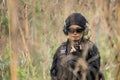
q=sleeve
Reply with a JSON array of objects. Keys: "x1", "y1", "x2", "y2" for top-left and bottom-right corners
[
  {"x1": 50, "y1": 47, "x2": 60, "y2": 80},
  {"x1": 86, "y1": 44, "x2": 100, "y2": 80}
]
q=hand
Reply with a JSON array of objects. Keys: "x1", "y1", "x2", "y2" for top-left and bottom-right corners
[
  {"x1": 70, "y1": 44, "x2": 82, "y2": 53},
  {"x1": 70, "y1": 46, "x2": 76, "y2": 53}
]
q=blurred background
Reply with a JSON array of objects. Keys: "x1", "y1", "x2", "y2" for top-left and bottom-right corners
[{"x1": 0, "y1": 0, "x2": 120, "y2": 80}]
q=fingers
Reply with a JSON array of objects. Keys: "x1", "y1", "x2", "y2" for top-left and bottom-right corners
[{"x1": 70, "y1": 46, "x2": 76, "y2": 53}]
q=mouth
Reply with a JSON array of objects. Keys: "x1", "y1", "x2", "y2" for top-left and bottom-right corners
[{"x1": 72, "y1": 36, "x2": 79, "y2": 38}]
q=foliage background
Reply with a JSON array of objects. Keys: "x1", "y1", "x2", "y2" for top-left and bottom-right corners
[{"x1": 0, "y1": 0, "x2": 120, "y2": 80}]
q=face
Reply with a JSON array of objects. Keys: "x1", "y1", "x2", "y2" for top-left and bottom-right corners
[{"x1": 67, "y1": 25, "x2": 84, "y2": 42}]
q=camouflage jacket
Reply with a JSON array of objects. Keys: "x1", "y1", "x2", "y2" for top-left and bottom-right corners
[{"x1": 50, "y1": 39, "x2": 100, "y2": 80}]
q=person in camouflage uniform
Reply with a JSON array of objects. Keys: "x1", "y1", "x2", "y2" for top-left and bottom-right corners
[{"x1": 50, "y1": 13, "x2": 104, "y2": 80}]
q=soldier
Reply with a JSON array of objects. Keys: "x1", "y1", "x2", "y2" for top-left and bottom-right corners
[{"x1": 50, "y1": 13, "x2": 104, "y2": 80}]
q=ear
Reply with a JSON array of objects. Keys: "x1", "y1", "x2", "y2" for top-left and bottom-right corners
[
  {"x1": 63, "y1": 24, "x2": 68, "y2": 35},
  {"x1": 83, "y1": 26, "x2": 91, "y2": 40}
]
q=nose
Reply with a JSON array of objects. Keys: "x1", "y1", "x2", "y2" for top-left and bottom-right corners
[{"x1": 73, "y1": 31, "x2": 77, "y2": 34}]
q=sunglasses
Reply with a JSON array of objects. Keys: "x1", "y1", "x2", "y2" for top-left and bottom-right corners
[{"x1": 67, "y1": 28, "x2": 84, "y2": 33}]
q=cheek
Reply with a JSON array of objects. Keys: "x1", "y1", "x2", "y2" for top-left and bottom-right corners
[
  {"x1": 78, "y1": 34, "x2": 83, "y2": 38},
  {"x1": 68, "y1": 34, "x2": 72, "y2": 38},
  {"x1": 68, "y1": 34, "x2": 72, "y2": 40}
]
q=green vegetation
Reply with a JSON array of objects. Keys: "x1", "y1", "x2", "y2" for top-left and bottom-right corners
[{"x1": 0, "y1": 0, "x2": 120, "y2": 80}]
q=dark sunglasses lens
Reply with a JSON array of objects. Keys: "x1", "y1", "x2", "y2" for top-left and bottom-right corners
[
  {"x1": 76, "y1": 28, "x2": 84, "y2": 33},
  {"x1": 68, "y1": 28, "x2": 84, "y2": 33},
  {"x1": 68, "y1": 28, "x2": 75, "y2": 33}
]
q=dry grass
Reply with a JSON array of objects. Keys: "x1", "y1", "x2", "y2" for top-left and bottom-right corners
[{"x1": 0, "y1": 0, "x2": 120, "y2": 80}]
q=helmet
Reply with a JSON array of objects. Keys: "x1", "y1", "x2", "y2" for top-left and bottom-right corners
[{"x1": 63, "y1": 13, "x2": 88, "y2": 35}]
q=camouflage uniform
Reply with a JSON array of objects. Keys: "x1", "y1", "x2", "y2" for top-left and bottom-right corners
[{"x1": 50, "y1": 39, "x2": 101, "y2": 80}]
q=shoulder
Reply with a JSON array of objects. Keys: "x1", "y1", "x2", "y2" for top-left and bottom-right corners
[
  {"x1": 87, "y1": 40, "x2": 98, "y2": 49},
  {"x1": 87, "y1": 40, "x2": 100, "y2": 55},
  {"x1": 58, "y1": 41, "x2": 67, "y2": 49},
  {"x1": 83, "y1": 40, "x2": 99, "y2": 53},
  {"x1": 55, "y1": 41, "x2": 68, "y2": 55},
  {"x1": 85, "y1": 40, "x2": 100, "y2": 61}
]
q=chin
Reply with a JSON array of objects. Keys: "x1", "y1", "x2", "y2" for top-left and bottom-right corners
[{"x1": 72, "y1": 38, "x2": 80, "y2": 41}]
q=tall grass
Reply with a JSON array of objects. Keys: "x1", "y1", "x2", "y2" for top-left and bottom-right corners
[{"x1": 0, "y1": 0, "x2": 120, "y2": 80}]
